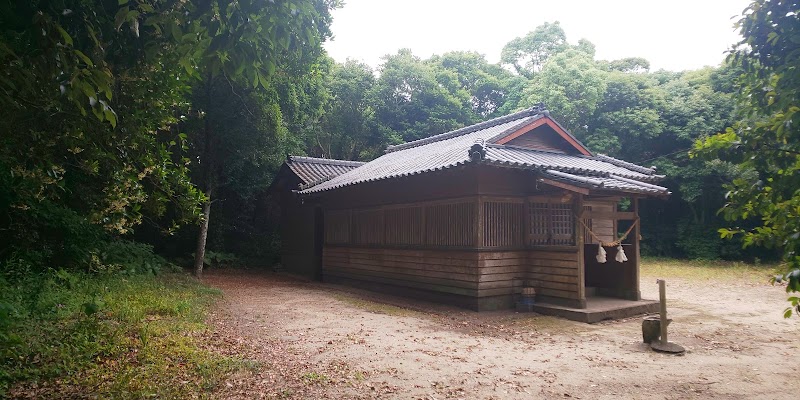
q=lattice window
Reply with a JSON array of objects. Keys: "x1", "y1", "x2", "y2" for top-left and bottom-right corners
[
  {"x1": 529, "y1": 202, "x2": 550, "y2": 245},
  {"x1": 550, "y1": 203, "x2": 574, "y2": 245},
  {"x1": 527, "y1": 200, "x2": 575, "y2": 246}
]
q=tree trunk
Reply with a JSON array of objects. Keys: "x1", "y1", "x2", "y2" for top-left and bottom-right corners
[
  {"x1": 194, "y1": 76, "x2": 216, "y2": 279},
  {"x1": 193, "y1": 196, "x2": 212, "y2": 278}
]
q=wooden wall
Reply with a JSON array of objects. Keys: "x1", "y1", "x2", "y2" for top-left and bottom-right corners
[
  {"x1": 279, "y1": 192, "x2": 320, "y2": 279},
  {"x1": 312, "y1": 165, "x2": 645, "y2": 311},
  {"x1": 320, "y1": 192, "x2": 585, "y2": 309},
  {"x1": 526, "y1": 248, "x2": 583, "y2": 308}
]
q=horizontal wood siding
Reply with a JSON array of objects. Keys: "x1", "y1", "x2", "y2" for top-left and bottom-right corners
[
  {"x1": 324, "y1": 247, "x2": 582, "y2": 307},
  {"x1": 504, "y1": 127, "x2": 570, "y2": 153},
  {"x1": 324, "y1": 247, "x2": 480, "y2": 297},
  {"x1": 476, "y1": 251, "x2": 526, "y2": 298},
  {"x1": 525, "y1": 248, "x2": 580, "y2": 300}
]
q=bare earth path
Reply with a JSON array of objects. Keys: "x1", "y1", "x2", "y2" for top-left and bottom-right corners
[{"x1": 204, "y1": 269, "x2": 798, "y2": 399}]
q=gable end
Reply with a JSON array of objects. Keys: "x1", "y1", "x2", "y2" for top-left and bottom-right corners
[{"x1": 491, "y1": 117, "x2": 592, "y2": 156}]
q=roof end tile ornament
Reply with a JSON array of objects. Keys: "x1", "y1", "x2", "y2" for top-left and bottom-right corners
[{"x1": 468, "y1": 138, "x2": 486, "y2": 162}]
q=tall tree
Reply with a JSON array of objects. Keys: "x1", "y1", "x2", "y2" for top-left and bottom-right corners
[
  {"x1": 0, "y1": 0, "x2": 206, "y2": 270},
  {"x1": 430, "y1": 51, "x2": 516, "y2": 119},
  {"x1": 500, "y1": 21, "x2": 568, "y2": 78},
  {"x1": 186, "y1": 0, "x2": 337, "y2": 277},
  {"x1": 372, "y1": 49, "x2": 476, "y2": 142},
  {"x1": 693, "y1": 0, "x2": 800, "y2": 316},
  {"x1": 311, "y1": 59, "x2": 384, "y2": 160},
  {"x1": 523, "y1": 49, "x2": 607, "y2": 138}
]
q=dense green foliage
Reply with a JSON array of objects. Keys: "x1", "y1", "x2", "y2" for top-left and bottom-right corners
[
  {"x1": 693, "y1": 0, "x2": 800, "y2": 316},
  {"x1": 0, "y1": 0, "x2": 337, "y2": 275},
  {"x1": 2, "y1": 0, "x2": 778, "y2": 278}
]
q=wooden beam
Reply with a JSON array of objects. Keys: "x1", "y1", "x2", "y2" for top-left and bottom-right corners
[
  {"x1": 580, "y1": 210, "x2": 636, "y2": 220},
  {"x1": 538, "y1": 178, "x2": 590, "y2": 195},
  {"x1": 494, "y1": 118, "x2": 548, "y2": 145}
]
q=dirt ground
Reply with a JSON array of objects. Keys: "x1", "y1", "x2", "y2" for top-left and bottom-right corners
[{"x1": 204, "y1": 268, "x2": 799, "y2": 400}]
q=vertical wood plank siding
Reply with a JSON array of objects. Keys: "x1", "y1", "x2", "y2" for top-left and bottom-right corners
[
  {"x1": 324, "y1": 210, "x2": 350, "y2": 244},
  {"x1": 352, "y1": 209, "x2": 384, "y2": 245},
  {"x1": 482, "y1": 201, "x2": 525, "y2": 247},
  {"x1": 385, "y1": 207, "x2": 425, "y2": 245},
  {"x1": 424, "y1": 202, "x2": 476, "y2": 247}
]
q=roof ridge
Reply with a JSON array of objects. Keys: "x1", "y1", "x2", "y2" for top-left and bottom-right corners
[
  {"x1": 592, "y1": 154, "x2": 655, "y2": 175},
  {"x1": 485, "y1": 142, "x2": 567, "y2": 155},
  {"x1": 384, "y1": 105, "x2": 547, "y2": 154},
  {"x1": 288, "y1": 155, "x2": 366, "y2": 167}
]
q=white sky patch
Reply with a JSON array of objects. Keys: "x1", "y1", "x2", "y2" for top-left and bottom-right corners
[{"x1": 324, "y1": 0, "x2": 750, "y2": 71}]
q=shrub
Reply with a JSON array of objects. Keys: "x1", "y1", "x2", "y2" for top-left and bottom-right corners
[{"x1": 98, "y1": 240, "x2": 176, "y2": 275}]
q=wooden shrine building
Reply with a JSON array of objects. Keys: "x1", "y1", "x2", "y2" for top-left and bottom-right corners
[
  {"x1": 268, "y1": 155, "x2": 364, "y2": 278},
  {"x1": 275, "y1": 106, "x2": 669, "y2": 319}
]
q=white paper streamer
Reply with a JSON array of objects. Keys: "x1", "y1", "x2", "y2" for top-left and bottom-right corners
[
  {"x1": 596, "y1": 244, "x2": 607, "y2": 263},
  {"x1": 615, "y1": 245, "x2": 628, "y2": 262}
]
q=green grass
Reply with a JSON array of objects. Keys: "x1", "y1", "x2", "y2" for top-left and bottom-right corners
[
  {"x1": 641, "y1": 257, "x2": 781, "y2": 283},
  {"x1": 0, "y1": 270, "x2": 250, "y2": 399}
]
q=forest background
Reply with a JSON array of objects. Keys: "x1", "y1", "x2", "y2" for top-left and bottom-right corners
[{"x1": 0, "y1": 0, "x2": 787, "y2": 282}]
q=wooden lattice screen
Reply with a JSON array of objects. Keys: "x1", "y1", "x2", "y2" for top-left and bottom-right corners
[
  {"x1": 550, "y1": 203, "x2": 574, "y2": 245},
  {"x1": 483, "y1": 201, "x2": 525, "y2": 247},
  {"x1": 425, "y1": 202, "x2": 476, "y2": 246},
  {"x1": 385, "y1": 207, "x2": 425, "y2": 245},
  {"x1": 529, "y1": 201, "x2": 550, "y2": 245},
  {"x1": 324, "y1": 210, "x2": 350, "y2": 244},
  {"x1": 527, "y1": 200, "x2": 575, "y2": 246}
]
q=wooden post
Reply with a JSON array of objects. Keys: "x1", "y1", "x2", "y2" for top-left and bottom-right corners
[
  {"x1": 632, "y1": 197, "x2": 642, "y2": 300},
  {"x1": 476, "y1": 196, "x2": 484, "y2": 248},
  {"x1": 658, "y1": 279, "x2": 668, "y2": 343},
  {"x1": 575, "y1": 194, "x2": 586, "y2": 308}
]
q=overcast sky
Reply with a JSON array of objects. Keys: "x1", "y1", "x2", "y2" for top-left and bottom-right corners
[{"x1": 324, "y1": 0, "x2": 751, "y2": 72}]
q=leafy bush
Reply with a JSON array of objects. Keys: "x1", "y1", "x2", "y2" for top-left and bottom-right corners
[
  {"x1": 675, "y1": 220, "x2": 723, "y2": 260},
  {"x1": 98, "y1": 240, "x2": 176, "y2": 275},
  {"x1": 203, "y1": 251, "x2": 239, "y2": 269}
]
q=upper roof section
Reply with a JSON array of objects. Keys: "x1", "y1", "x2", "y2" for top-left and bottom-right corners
[
  {"x1": 300, "y1": 106, "x2": 667, "y2": 196},
  {"x1": 286, "y1": 156, "x2": 365, "y2": 187},
  {"x1": 384, "y1": 104, "x2": 592, "y2": 156}
]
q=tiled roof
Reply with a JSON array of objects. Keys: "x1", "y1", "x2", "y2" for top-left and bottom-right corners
[
  {"x1": 483, "y1": 145, "x2": 661, "y2": 181},
  {"x1": 542, "y1": 170, "x2": 669, "y2": 195},
  {"x1": 286, "y1": 156, "x2": 364, "y2": 186},
  {"x1": 300, "y1": 107, "x2": 668, "y2": 196}
]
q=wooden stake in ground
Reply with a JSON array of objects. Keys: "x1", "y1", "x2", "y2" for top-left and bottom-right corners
[{"x1": 651, "y1": 279, "x2": 685, "y2": 354}]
